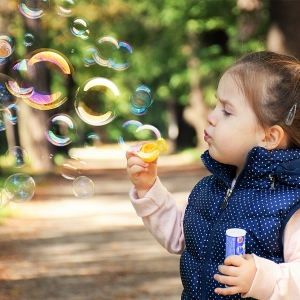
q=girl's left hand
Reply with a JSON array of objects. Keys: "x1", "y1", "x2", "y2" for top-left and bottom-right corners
[{"x1": 214, "y1": 254, "x2": 256, "y2": 295}]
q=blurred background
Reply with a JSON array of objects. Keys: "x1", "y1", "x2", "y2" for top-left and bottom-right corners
[{"x1": 0, "y1": 0, "x2": 299, "y2": 299}]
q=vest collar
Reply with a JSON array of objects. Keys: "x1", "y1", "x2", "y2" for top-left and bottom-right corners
[{"x1": 201, "y1": 146, "x2": 300, "y2": 189}]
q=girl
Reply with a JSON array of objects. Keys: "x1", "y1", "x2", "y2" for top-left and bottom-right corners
[{"x1": 126, "y1": 51, "x2": 300, "y2": 299}]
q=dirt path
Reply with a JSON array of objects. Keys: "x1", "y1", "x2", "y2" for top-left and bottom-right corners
[{"x1": 0, "y1": 159, "x2": 209, "y2": 300}]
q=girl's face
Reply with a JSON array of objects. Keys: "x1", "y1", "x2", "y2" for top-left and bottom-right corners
[{"x1": 204, "y1": 73, "x2": 266, "y2": 175}]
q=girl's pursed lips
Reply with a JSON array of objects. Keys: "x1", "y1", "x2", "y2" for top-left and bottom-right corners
[{"x1": 204, "y1": 130, "x2": 211, "y2": 142}]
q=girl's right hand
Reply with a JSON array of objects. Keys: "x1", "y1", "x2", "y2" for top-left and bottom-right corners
[{"x1": 126, "y1": 146, "x2": 158, "y2": 198}]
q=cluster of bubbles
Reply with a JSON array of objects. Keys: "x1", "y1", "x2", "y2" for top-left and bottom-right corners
[{"x1": 0, "y1": 0, "x2": 161, "y2": 206}]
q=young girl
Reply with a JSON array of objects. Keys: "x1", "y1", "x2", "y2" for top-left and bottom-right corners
[{"x1": 126, "y1": 51, "x2": 300, "y2": 299}]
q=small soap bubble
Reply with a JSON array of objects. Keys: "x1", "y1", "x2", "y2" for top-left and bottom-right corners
[
  {"x1": 0, "y1": 74, "x2": 18, "y2": 109},
  {"x1": 0, "y1": 35, "x2": 15, "y2": 64},
  {"x1": 18, "y1": 0, "x2": 50, "y2": 19},
  {"x1": 45, "y1": 114, "x2": 77, "y2": 146},
  {"x1": 5, "y1": 104, "x2": 20, "y2": 125},
  {"x1": 130, "y1": 85, "x2": 153, "y2": 116},
  {"x1": 5, "y1": 146, "x2": 29, "y2": 168},
  {"x1": 62, "y1": 156, "x2": 87, "y2": 180},
  {"x1": 109, "y1": 41, "x2": 133, "y2": 71},
  {"x1": 118, "y1": 121, "x2": 161, "y2": 151},
  {"x1": 70, "y1": 18, "x2": 89, "y2": 40},
  {"x1": 72, "y1": 176, "x2": 95, "y2": 199},
  {"x1": 23, "y1": 33, "x2": 35, "y2": 47},
  {"x1": 83, "y1": 46, "x2": 97, "y2": 67},
  {"x1": 93, "y1": 36, "x2": 119, "y2": 67},
  {"x1": 0, "y1": 187, "x2": 10, "y2": 210},
  {"x1": 56, "y1": 0, "x2": 76, "y2": 17},
  {"x1": 84, "y1": 132, "x2": 100, "y2": 148},
  {"x1": 4, "y1": 173, "x2": 35, "y2": 203},
  {"x1": 74, "y1": 77, "x2": 119, "y2": 126}
]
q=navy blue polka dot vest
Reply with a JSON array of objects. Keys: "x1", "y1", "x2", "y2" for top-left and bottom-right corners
[{"x1": 181, "y1": 147, "x2": 300, "y2": 299}]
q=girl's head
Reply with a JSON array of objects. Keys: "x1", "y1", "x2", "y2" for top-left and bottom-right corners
[{"x1": 226, "y1": 51, "x2": 300, "y2": 149}]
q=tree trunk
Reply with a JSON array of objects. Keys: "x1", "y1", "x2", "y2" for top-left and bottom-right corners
[{"x1": 267, "y1": 0, "x2": 300, "y2": 60}]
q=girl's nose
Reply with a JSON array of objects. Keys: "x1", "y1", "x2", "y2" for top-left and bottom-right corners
[{"x1": 207, "y1": 108, "x2": 216, "y2": 126}]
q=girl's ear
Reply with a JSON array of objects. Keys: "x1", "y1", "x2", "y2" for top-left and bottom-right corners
[{"x1": 263, "y1": 125, "x2": 288, "y2": 150}]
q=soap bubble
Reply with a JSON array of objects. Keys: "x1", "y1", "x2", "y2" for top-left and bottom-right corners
[
  {"x1": 5, "y1": 146, "x2": 29, "y2": 168},
  {"x1": 5, "y1": 104, "x2": 20, "y2": 125},
  {"x1": 83, "y1": 46, "x2": 97, "y2": 67},
  {"x1": 84, "y1": 132, "x2": 100, "y2": 148},
  {"x1": 18, "y1": 0, "x2": 50, "y2": 19},
  {"x1": 45, "y1": 114, "x2": 77, "y2": 146},
  {"x1": 109, "y1": 41, "x2": 133, "y2": 71},
  {"x1": 4, "y1": 173, "x2": 35, "y2": 203},
  {"x1": 23, "y1": 33, "x2": 35, "y2": 47},
  {"x1": 129, "y1": 85, "x2": 153, "y2": 115},
  {"x1": 62, "y1": 156, "x2": 87, "y2": 180},
  {"x1": 93, "y1": 37, "x2": 119, "y2": 67},
  {"x1": 16, "y1": 49, "x2": 74, "y2": 110},
  {"x1": 0, "y1": 34, "x2": 15, "y2": 65},
  {"x1": 70, "y1": 18, "x2": 89, "y2": 40},
  {"x1": 0, "y1": 74, "x2": 18, "y2": 109},
  {"x1": 56, "y1": 0, "x2": 76, "y2": 17},
  {"x1": 72, "y1": 176, "x2": 95, "y2": 199},
  {"x1": 74, "y1": 77, "x2": 119, "y2": 126}
]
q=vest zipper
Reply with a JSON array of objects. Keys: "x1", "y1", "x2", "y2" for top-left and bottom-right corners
[{"x1": 220, "y1": 188, "x2": 232, "y2": 210}]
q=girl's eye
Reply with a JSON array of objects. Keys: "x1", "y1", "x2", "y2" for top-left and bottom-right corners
[{"x1": 222, "y1": 109, "x2": 231, "y2": 116}]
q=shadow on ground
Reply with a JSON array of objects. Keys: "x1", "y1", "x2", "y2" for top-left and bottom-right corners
[{"x1": 0, "y1": 158, "x2": 210, "y2": 300}]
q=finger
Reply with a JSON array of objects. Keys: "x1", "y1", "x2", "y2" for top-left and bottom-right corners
[
  {"x1": 218, "y1": 265, "x2": 239, "y2": 277},
  {"x1": 128, "y1": 164, "x2": 148, "y2": 174},
  {"x1": 215, "y1": 286, "x2": 241, "y2": 296},
  {"x1": 224, "y1": 255, "x2": 244, "y2": 267},
  {"x1": 127, "y1": 156, "x2": 148, "y2": 168},
  {"x1": 214, "y1": 273, "x2": 238, "y2": 287}
]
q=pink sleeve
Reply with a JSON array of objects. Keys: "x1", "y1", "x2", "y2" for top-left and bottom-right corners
[
  {"x1": 242, "y1": 209, "x2": 300, "y2": 299},
  {"x1": 129, "y1": 177, "x2": 186, "y2": 254}
]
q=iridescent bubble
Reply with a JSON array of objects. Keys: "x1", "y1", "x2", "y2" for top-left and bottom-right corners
[
  {"x1": 117, "y1": 120, "x2": 143, "y2": 151},
  {"x1": 93, "y1": 37, "x2": 119, "y2": 67},
  {"x1": 0, "y1": 187, "x2": 10, "y2": 210},
  {"x1": 23, "y1": 33, "x2": 35, "y2": 47},
  {"x1": 17, "y1": 49, "x2": 74, "y2": 110},
  {"x1": 45, "y1": 114, "x2": 77, "y2": 146},
  {"x1": 74, "y1": 77, "x2": 119, "y2": 126},
  {"x1": 72, "y1": 176, "x2": 95, "y2": 199},
  {"x1": 70, "y1": 18, "x2": 89, "y2": 40},
  {"x1": 18, "y1": 0, "x2": 50, "y2": 19},
  {"x1": 129, "y1": 85, "x2": 153, "y2": 115},
  {"x1": 62, "y1": 156, "x2": 87, "y2": 180},
  {"x1": 84, "y1": 132, "x2": 100, "y2": 148},
  {"x1": 83, "y1": 46, "x2": 97, "y2": 67},
  {"x1": 5, "y1": 146, "x2": 29, "y2": 168},
  {"x1": 4, "y1": 173, "x2": 35, "y2": 203},
  {"x1": 56, "y1": 0, "x2": 76, "y2": 17},
  {"x1": 0, "y1": 35, "x2": 15, "y2": 65},
  {"x1": 5, "y1": 104, "x2": 20, "y2": 125},
  {"x1": 0, "y1": 74, "x2": 18, "y2": 109},
  {"x1": 109, "y1": 41, "x2": 133, "y2": 71}
]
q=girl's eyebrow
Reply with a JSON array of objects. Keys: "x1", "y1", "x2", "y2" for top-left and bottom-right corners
[{"x1": 214, "y1": 94, "x2": 234, "y2": 108}]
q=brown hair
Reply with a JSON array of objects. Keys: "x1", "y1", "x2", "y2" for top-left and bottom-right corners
[{"x1": 226, "y1": 51, "x2": 300, "y2": 149}]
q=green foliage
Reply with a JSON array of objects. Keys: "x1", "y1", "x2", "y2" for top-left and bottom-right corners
[{"x1": 1, "y1": 0, "x2": 269, "y2": 145}]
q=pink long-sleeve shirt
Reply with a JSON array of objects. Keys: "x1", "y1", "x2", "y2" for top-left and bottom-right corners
[{"x1": 130, "y1": 177, "x2": 300, "y2": 299}]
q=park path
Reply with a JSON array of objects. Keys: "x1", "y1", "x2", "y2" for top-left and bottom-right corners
[{"x1": 0, "y1": 151, "x2": 209, "y2": 300}]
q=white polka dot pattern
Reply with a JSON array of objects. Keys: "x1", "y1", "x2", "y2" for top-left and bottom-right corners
[{"x1": 180, "y1": 147, "x2": 300, "y2": 299}]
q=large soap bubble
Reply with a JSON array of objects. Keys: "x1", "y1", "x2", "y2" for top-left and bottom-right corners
[
  {"x1": 4, "y1": 173, "x2": 35, "y2": 203},
  {"x1": 5, "y1": 146, "x2": 29, "y2": 168},
  {"x1": 74, "y1": 77, "x2": 119, "y2": 126},
  {"x1": 72, "y1": 176, "x2": 95, "y2": 199},
  {"x1": 12, "y1": 49, "x2": 74, "y2": 110},
  {"x1": 45, "y1": 114, "x2": 77, "y2": 146}
]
